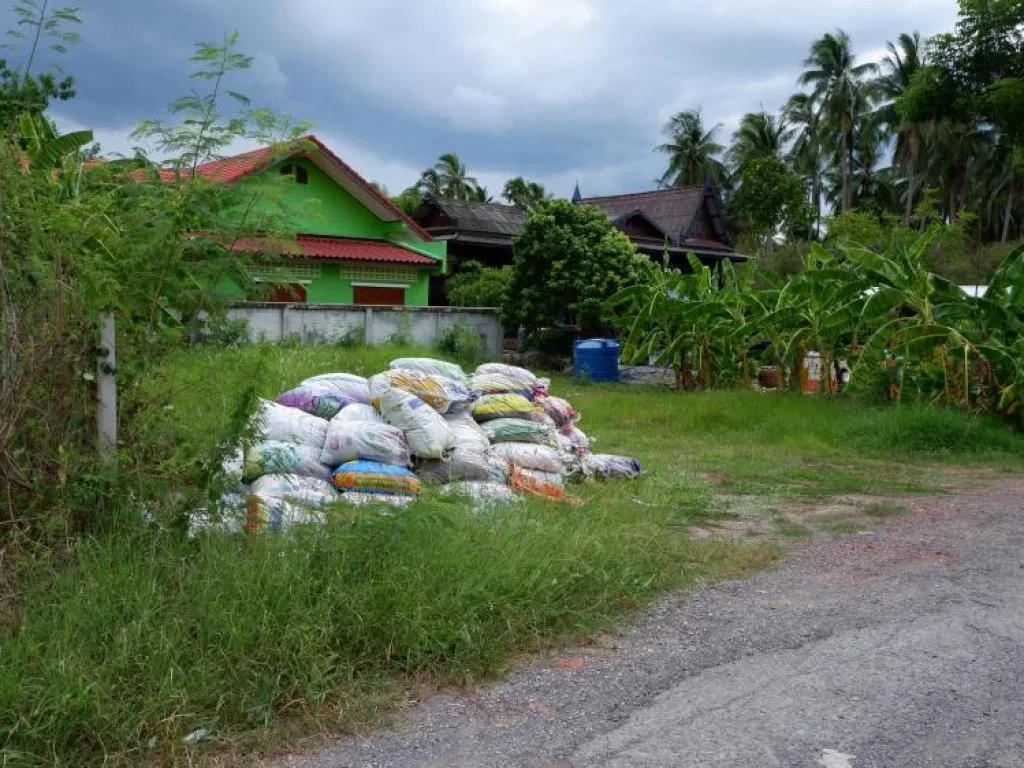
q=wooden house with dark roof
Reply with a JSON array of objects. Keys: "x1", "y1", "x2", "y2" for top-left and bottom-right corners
[
  {"x1": 580, "y1": 183, "x2": 744, "y2": 268},
  {"x1": 413, "y1": 184, "x2": 744, "y2": 304}
]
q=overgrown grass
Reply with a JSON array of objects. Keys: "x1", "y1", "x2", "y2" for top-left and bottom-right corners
[
  {"x1": 2, "y1": 344, "x2": 1023, "y2": 765},
  {"x1": 565, "y1": 384, "x2": 1024, "y2": 500},
  {"x1": 0, "y1": 496, "x2": 766, "y2": 765}
]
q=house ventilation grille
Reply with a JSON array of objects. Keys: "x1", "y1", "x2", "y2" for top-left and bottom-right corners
[
  {"x1": 248, "y1": 263, "x2": 321, "y2": 283},
  {"x1": 341, "y1": 266, "x2": 419, "y2": 283}
]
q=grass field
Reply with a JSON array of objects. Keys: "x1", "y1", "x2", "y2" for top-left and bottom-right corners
[{"x1": 2, "y1": 342, "x2": 1022, "y2": 766}]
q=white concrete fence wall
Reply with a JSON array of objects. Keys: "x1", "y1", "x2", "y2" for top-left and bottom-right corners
[{"x1": 227, "y1": 303, "x2": 504, "y2": 358}]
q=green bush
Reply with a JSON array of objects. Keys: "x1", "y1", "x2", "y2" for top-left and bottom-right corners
[{"x1": 446, "y1": 261, "x2": 511, "y2": 308}]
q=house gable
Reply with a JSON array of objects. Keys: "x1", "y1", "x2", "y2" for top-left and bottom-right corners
[
  {"x1": 613, "y1": 210, "x2": 668, "y2": 243},
  {"x1": 257, "y1": 157, "x2": 393, "y2": 240}
]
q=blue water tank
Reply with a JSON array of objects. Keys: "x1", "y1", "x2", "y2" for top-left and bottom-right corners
[{"x1": 574, "y1": 338, "x2": 621, "y2": 382}]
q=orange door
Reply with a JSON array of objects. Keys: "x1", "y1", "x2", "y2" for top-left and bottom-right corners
[{"x1": 353, "y1": 286, "x2": 405, "y2": 305}]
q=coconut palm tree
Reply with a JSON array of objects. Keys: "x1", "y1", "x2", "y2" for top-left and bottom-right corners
[
  {"x1": 727, "y1": 110, "x2": 792, "y2": 171},
  {"x1": 927, "y1": 121, "x2": 989, "y2": 224},
  {"x1": 656, "y1": 108, "x2": 727, "y2": 189},
  {"x1": 784, "y1": 92, "x2": 826, "y2": 233},
  {"x1": 876, "y1": 32, "x2": 930, "y2": 225},
  {"x1": 799, "y1": 30, "x2": 879, "y2": 213},
  {"x1": 416, "y1": 153, "x2": 479, "y2": 200},
  {"x1": 467, "y1": 183, "x2": 492, "y2": 203},
  {"x1": 502, "y1": 176, "x2": 548, "y2": 208}
]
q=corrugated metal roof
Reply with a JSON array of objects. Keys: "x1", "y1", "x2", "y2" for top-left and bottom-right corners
[{"x1": 429, "y1": 200, "x2": 528, "y2": 236}]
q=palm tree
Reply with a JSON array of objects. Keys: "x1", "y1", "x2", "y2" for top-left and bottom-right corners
[
  {"x1": 467, "y1": 184, "x2": 492, "y2": 203},
  {"x1": 784, "y1": 92, "x2": 826, "y2": 233},
  {"x1": 417, "y1": 153, "x2": 479, "y2": 200},
  {"x1": 799, "y1": 30, "x2": 878, "y2": 213},
  {"x1": 927, "y1": 121, "x2": 989, "y2": 224},
  {"x1": 415, "y1": 167, "x2": 443, "y2": 198},
  {"x1": 852, "y1": 100, "x2": 886, "y2": 208},
  {"x1": 502, "y1": 176, "x2": 547, "y2": 208},
  {"x1": 727, "y1": 111, "x2": 791, "y2": 171},
  {"x1": 656, "y1": 109, "x2": 727, "y2": 188},
  {"x1": 876, "y1": 32, "x2": 929, "y2": 225}
]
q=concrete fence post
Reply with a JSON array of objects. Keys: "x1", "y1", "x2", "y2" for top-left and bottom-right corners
[
  {"x1": 96, "y1": 313, "x2": 117, "y2": 459},
  {"x1": 364, "y1": 307, "x2": 373, "y2": 345}
]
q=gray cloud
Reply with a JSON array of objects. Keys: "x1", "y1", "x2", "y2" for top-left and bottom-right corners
[{"x1": 38, "y1": 0, "x2": 959, "y2": 197}]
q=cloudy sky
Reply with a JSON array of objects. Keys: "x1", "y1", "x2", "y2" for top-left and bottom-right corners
[{"x1": 35, "y1": 0, "x2": 959, "y2": 198}]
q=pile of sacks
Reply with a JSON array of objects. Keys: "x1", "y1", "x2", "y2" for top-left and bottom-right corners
[{"x1": 228, "y1": 357, "x2": 642, "y2": 532}]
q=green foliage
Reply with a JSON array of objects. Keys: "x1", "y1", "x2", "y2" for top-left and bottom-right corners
[
  {"x1": 611, "y1": 228, "x2": 1024, "y2": 424},
  {"x1": 501, "y1": 176, "x2": 547, "y2": 208},
  {"x1": 0, "y1": 0, "x2": 79, "y2": 129},
  {"x1": 390, "y1": 187, "x2": 422, "y2": 215},
  {"x1": 727, "y1": 111, "x2": 792, "y2": 170},
  {"x1": 0, "y1": 30, "x2": 308, "y2": 542},
  {"x1": 445, "y1": 261, "x2": 511, "y2": 308},
  {"x1": 413, "y1": 152, "x2": 487, "y2": 202},
  {"x1": 436, "y1": 319, "x2": 490, "y2": 368},
  {"x1": 16, "y1": 110, "x2": 91, "y2": 171},
  {"x1": 731, "y1": 155, "x2": 813, "y2": 243},
  {"x1": 132, "y1": 31, "x2": 255, "y2": 173},
  {"x1": 10, "y1": 336, "x2": 1024, "y2": 763},
  {"x1": 609, "y1": 255, "x2": 755, "y2": 389},
  {"x1": 505, "y1": 199, "x2": 644, "y2": 335},
  {"x1": 656, "y1": 108, "x2": 728, "y2": 189}
]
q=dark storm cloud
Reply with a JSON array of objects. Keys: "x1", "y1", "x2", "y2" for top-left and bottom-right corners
[{"x1": 35, "y1": 0, "x2": 959, "y2": 196}]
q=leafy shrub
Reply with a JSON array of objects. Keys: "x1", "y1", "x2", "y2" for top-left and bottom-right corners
[
  {"x1": 504, "y1": 199, "x2": 645, "y2": 335},
  {"x1": 446, "y1": 261, "x2": 512, "y2": 308}
]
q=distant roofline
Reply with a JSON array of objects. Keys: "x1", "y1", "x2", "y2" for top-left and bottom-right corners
[{"x1": 580, "y1": 184, "x2": 707, "y2": 202}]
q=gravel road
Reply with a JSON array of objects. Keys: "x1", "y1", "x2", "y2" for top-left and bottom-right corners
[{"x1": 275, "y1": 479, "x2": 1024, "y2": 768}]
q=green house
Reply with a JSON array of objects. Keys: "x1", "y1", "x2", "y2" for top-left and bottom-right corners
[{"x1": 182, "y1": 136, "x2": 445, "y2": 306}]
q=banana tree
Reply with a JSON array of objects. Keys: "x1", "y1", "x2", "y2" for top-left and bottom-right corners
[
  {"x1": 739, "y1": 244, "x2": 867, "y2": 394},
  {"x1": 974, "y1": 245, "x2": 1024, "y2": 420},
  {"x1": 18, "y1": 112, "x2": 94, "y2": 197},
  {"x1": 607, "y1": 256, "x2": 746, "y2": 389},
  {"x1": 842, "y1": 228, "x2": 981, "y2": 407}
]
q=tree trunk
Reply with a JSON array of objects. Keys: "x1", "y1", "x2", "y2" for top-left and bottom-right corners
[
  {"x1": 1002, "y1": 183, "x2": 1016, "y2": 243},
  {"x1": 812, "y1": 170, "x2": 822, "y2": 236},
  {"x1": 949, "y1": 187, "x2": 958, "y2": 225},
  {"x1": 903, "y1": 169, "x2": 915, "y2": 228},
  {"x1": 841, "y1": 129, "x2": 852, "y2": 213}
]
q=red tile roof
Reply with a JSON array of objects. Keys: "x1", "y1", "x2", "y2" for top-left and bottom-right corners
[
  {"x1": 142, "y1": 136, "x2": 434, "y2": 241},
  {"x1": 297, "y1": 236, "x2": 437, "y2": 265},
  {"x1": 229, "y1": 235, "x2": 438, "y2": 266},
  {"x1": 191, "y1": 145, "x2": 277, "y2": 183}
]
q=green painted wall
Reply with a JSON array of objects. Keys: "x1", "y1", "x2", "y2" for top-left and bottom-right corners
[
  {"x1": 226, "y1": 157, "x2": 444, "y2": 306},
  {"x1": 306, "y1": 267, "x2": 353, "y2": 304},
  {"x1": 406, "y1": 272, "x2": 430, "y2": 305},
  {"x1": 291, "y1": 263, "x2": 431, "y2": 306},
  {"x1": 270, "y1": 159, "x2": 390, "y2": 239}
]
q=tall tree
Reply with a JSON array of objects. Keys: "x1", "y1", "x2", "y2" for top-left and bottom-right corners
[
  {"x1": 727, "y1": 110, "x2": 791, "y2": 171},
  {"x1": 655, "y1": 108, "x2": 727, "y2": 188},
  {"x1": 799, "y1": 30, "x2": 879, "y2": 213},
  {"x1": 416, "y1": 152, "x2": 480, "y2": 201},
  {"x1": 784, "y1": 92, "x2": 826, "y2": 233},
  {"x1": 502, "y1": 176, "x2": 547, "y2": 208},
  {"x1": 876, "y1": 32, "x2": 931, "y2": 225}
]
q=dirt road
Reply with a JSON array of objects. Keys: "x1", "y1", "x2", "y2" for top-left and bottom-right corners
[{"x1": 276, "y1": 479, "x2": 1024, "y2": 767}]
